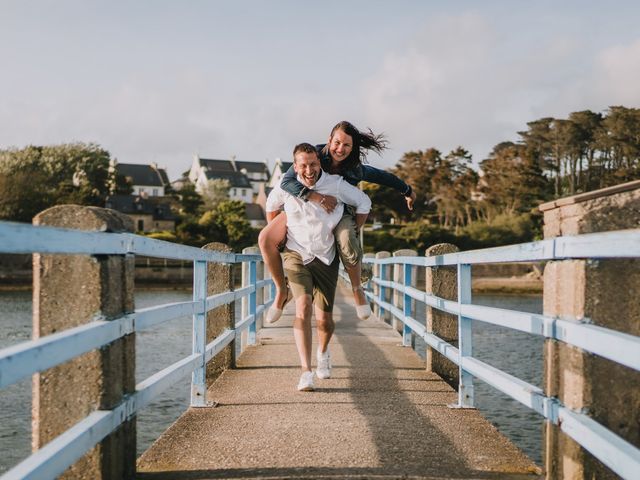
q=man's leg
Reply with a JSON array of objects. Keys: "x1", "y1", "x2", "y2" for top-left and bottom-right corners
[
  {"x1": 315, "y1": 307, "x2": 334, "y2": 355},
  {"x1": 309, "y1": 257, "x2": 339, "y2": 379},
  {"x1": 293, "y1": 294, "x2": 313, "y2": 371},
  {"x1": 283, "y1": 250, "x2": 316, "y2": 391}
]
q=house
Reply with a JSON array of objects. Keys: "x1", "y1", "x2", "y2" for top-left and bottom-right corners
[
  {"x1": 269, "y1": 158, "x2": 293, "y2": 189},
  {"x1": 105, "y1": 194, "x2": 178, "y2": 233},
  {"x1": 189, "y1": 155, "x2": 260, "y2": 203},
  {"x1": 235, "y1": 160, "x2": 271, "y2": 195},
  {"x1": 245, "y1": 203, "x2": 267, "y2": 228},
  {"x1": 111, "y1": 161, "x2": 170, "y2": 197}
]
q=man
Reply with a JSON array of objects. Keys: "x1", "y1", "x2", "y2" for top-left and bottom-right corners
[{"x1": 265, "y1": 143, "x2": 371, "y2": 391}]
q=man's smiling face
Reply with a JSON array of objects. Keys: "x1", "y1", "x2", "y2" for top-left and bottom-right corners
[{"x1": 293, "y1": 150, "x2": 322, "y2": 187}]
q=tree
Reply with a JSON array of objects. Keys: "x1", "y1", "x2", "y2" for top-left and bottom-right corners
[
  {"x1": 198, "y1": 200, "x2": 255, "y2": 251},
  {"x1": 0, "y1": 143, "x2": 117, "y2": 222},
  {"x1": 390, "y1": 148, "x2": 442, "y2": 220},
  {"x1": 176, "y1": 183, "x2": 203, "y2": 216},
  {"x1": 201, "y1": 178, "x2": 231, "y2": 211},
  {"x1": 478, "y1": 143, "x2": 551, "y2": 220}
]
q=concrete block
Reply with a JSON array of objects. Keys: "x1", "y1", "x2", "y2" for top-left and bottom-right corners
[
  {"x1": 424, "y1": 243, "x2": 459, "y2": 389},
  {"x1": 32, "y1": 204, "x2": 135, "y2": 480},
  {"x1": 202, "y1": 242, "x2": 235, "y2": 384}
]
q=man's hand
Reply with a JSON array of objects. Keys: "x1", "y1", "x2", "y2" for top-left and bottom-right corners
[
  {"x1": 405, "y1": 189, "x2": 417, "y2": 211},
  {"x1": 309, "y1": 191, "x2": 337, "y2": 213}
]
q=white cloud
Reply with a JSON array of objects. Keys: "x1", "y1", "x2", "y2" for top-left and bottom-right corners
[{"x1": 362, "y1": 12, "x2": 640, "y2": 167}]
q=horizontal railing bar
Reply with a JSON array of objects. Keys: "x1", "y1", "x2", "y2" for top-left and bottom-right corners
[
  {"x1": 135, "y1": 353, "x2": 202, "y2": 412},
  {"x1": 205, "y1": 330, "x2": 235, "y2": 363},
  {"x1": 134, "y1": 301, "x2": 200, "y2": 330},
  {"x1": 0, "y1": 317, "x2": 133, "y2": 389},
  {"x1": 235, "y1": 314, "x2": 255, "y2": 333},
  {"x1": 0, "y1": 221, "x2": 237, "y2": 262},
  {"x1": 555, "y1": 319, "x2": 640, "y2": 371},
  {"x1": 460, "y1": 304, "x2": 548, "y2": 336},
  {"x1": 255, "y1": 278, "x2": 273, "y2": 289},
  {"x1": 233, "y1": 285, "x2": 253, "y2": 299},
  {"x1": 205, "y1": 290, "x2": 238, "y2": 312},
  {"x1": 363, "y1": 229, "x2": 640, "y2": 266},
  {"x1": 461, "y1": 356, "x2": 546, "y2": 415},
  {"x1": 370, "y1": 281, "x2": 640, "y2": 371},
  {"x1": 3, "y1": 350, "x2": 207, "y2": 480},
  {"x1": 234, "y1": 254, "x2": 263, "y2": 262},
  {"x1": 558, "y1": 405, "x2": 640, "y2": 479},
  {"x1": 0, "y1": 407, "x2": 122, "y2": 480}
]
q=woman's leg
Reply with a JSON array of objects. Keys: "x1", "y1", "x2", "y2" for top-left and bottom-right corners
[
  {"x1": 334, "y1": 213, "x2": 370, "y2": 318},
  {"x1": 258, "y1": 213, "x2": 288, "y2": 308}
]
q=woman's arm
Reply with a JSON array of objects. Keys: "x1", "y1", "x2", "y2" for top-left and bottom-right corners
[
  {"x1": 361, "y1": 165, "x2": 416, "y2": 211},
  {"x1": 280, "y1": 165, "x2": 338, "y2": 212}
]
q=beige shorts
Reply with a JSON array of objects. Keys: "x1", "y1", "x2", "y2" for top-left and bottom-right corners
[{"x1": 283, "y1": 249, "x2": 339, "y2": 312}]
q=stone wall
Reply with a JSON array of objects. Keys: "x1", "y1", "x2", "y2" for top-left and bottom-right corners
[{"x1": 540, "y1": 179, "x2": 640, "y2": 480}]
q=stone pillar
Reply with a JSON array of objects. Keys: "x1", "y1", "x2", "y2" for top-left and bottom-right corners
[
  {"x1": 392, "y1": 249, "x2": 417, "y2": 334},
  {"x1": 540, "y1": 180, "x2": 640, "y2": 480},
  {"x1": 424, "y1": 243, "x2": 459, "y2": 389},
  {"x1": 202, "y1": 242, "x2": 236, "y2": 382},
  {"x1": 32, "y1": 205, "x2": 135, "y2": 480},
  {"x1": 373, "y1": 251, "x2": 391, "y2": 321}
]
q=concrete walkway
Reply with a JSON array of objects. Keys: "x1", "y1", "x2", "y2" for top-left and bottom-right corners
[{"x1": 137, "y1": 282, "x2": 541, "y2": 479}]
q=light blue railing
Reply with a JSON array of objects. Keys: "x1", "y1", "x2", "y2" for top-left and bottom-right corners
[
  {"x1": 0, "y1": 221, "x2": 274, "y2": 480},
  {"x1": 351, "y1": 228, "x2": 640, "y2": 480}
]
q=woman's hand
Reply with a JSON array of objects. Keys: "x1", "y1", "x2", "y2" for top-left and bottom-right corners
[
  {"x1": 309, "y1": 191, "x2": 338, "y2": 213},
  {"x1": 405, "y1": 189, "x2": 417, "y2": 211}
]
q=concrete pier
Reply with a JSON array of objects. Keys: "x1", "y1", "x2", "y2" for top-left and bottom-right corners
[{"x1": 137, "y1": 282, "x2": 540, "y2": 480}]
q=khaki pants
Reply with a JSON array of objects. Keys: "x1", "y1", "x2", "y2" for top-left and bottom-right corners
[{"x1": 334, "y1": 209, "x2": 362, "y2": 268}]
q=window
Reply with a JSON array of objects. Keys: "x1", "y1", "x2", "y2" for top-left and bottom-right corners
[
  {"x1": 137, "y1": 220, "x2": 144, "y2": 231},
  {"x1": 241, "y1": 189, "x2": 246, "y2": 196},
  {"x1": 153, "y1": 189, "x2": 158, "y2": 196}
]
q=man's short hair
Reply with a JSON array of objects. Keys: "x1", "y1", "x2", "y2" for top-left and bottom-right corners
[{"x1": 293, "y1": 143, "x2": 318, "y2": 161}]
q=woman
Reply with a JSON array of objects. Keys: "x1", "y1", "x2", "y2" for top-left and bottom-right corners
[{"x1": 259, "y1": 121, "x2": 416, "y2": 322}]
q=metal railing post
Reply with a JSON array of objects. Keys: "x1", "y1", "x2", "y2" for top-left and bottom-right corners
[
  {"x1": 402, "y1": 262, "x2": 412, "y2": 346},
  {"x1": 248, "y1": 260, "x2": 257, "y2": 345},
  {"x1": 191, "y1": 259, "x2": 208, "y2": 406},
  {"x1": 379, "y1": 263, "x2": 387, "y2": 319},
  {"x1": 457, "y1": 262, "x2": 474, "y2": 408}
]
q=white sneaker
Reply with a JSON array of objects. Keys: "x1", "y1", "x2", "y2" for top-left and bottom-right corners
[
  {"x1": 316, "y1": 348, "x2": 331, "y2": 379},
  {"x1": 297, "y1": 371, "x2": 315, "y2": 391}
]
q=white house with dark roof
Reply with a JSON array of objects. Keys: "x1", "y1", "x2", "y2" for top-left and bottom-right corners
[
  {"x1": 111, "y1": 161, "x2": 170, "y2": 197},
  {"x1": 235, "y1": 160, "x2": 271, "y2": 195},
  {"x1": 188, "y1": 155, "x2": 270, "y2": 204},
  {"x1": 268, "y1": 158, "x2": 293, "y2": 189}
]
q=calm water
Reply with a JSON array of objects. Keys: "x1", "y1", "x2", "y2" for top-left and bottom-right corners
[
  {"x1": 413, "y1": 294, "x2": 544, "y2": 465},
  {"x1": 0, "y1": 290, "x2": 543, "y2": 473}
]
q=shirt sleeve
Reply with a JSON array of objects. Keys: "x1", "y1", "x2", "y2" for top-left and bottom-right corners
[
  {"x1": 335, "y1": 178, "x2": 371, "y2": 214},
  {"x1": 361, "y1": 164, "x2": 412, "y2": 195},
  {"x1": 265, "y1": 186, "x2": 286, "y2": 213}
]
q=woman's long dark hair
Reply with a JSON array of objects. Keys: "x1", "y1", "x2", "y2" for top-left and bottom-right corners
[{"x1": 322, "y1": 121, "x2": 388, "y2": 173}]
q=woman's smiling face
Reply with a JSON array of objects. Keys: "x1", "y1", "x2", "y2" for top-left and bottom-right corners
[{"x1": 328, "y1": 129, "x2": 353, "y2": 163}]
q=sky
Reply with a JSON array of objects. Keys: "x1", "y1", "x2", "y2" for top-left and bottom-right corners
[{"x1": 1, "y1": 1, "x2": 639, "y2": 181}]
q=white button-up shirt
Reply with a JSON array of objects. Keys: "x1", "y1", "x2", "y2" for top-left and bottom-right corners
[{"x1": 266, "y1": 171, "x2": 371, "y2": 265}]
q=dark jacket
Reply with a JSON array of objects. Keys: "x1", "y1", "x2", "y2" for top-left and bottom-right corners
[{"x1": 281, "y1": 144, "x2": 411, "y2": 200}]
